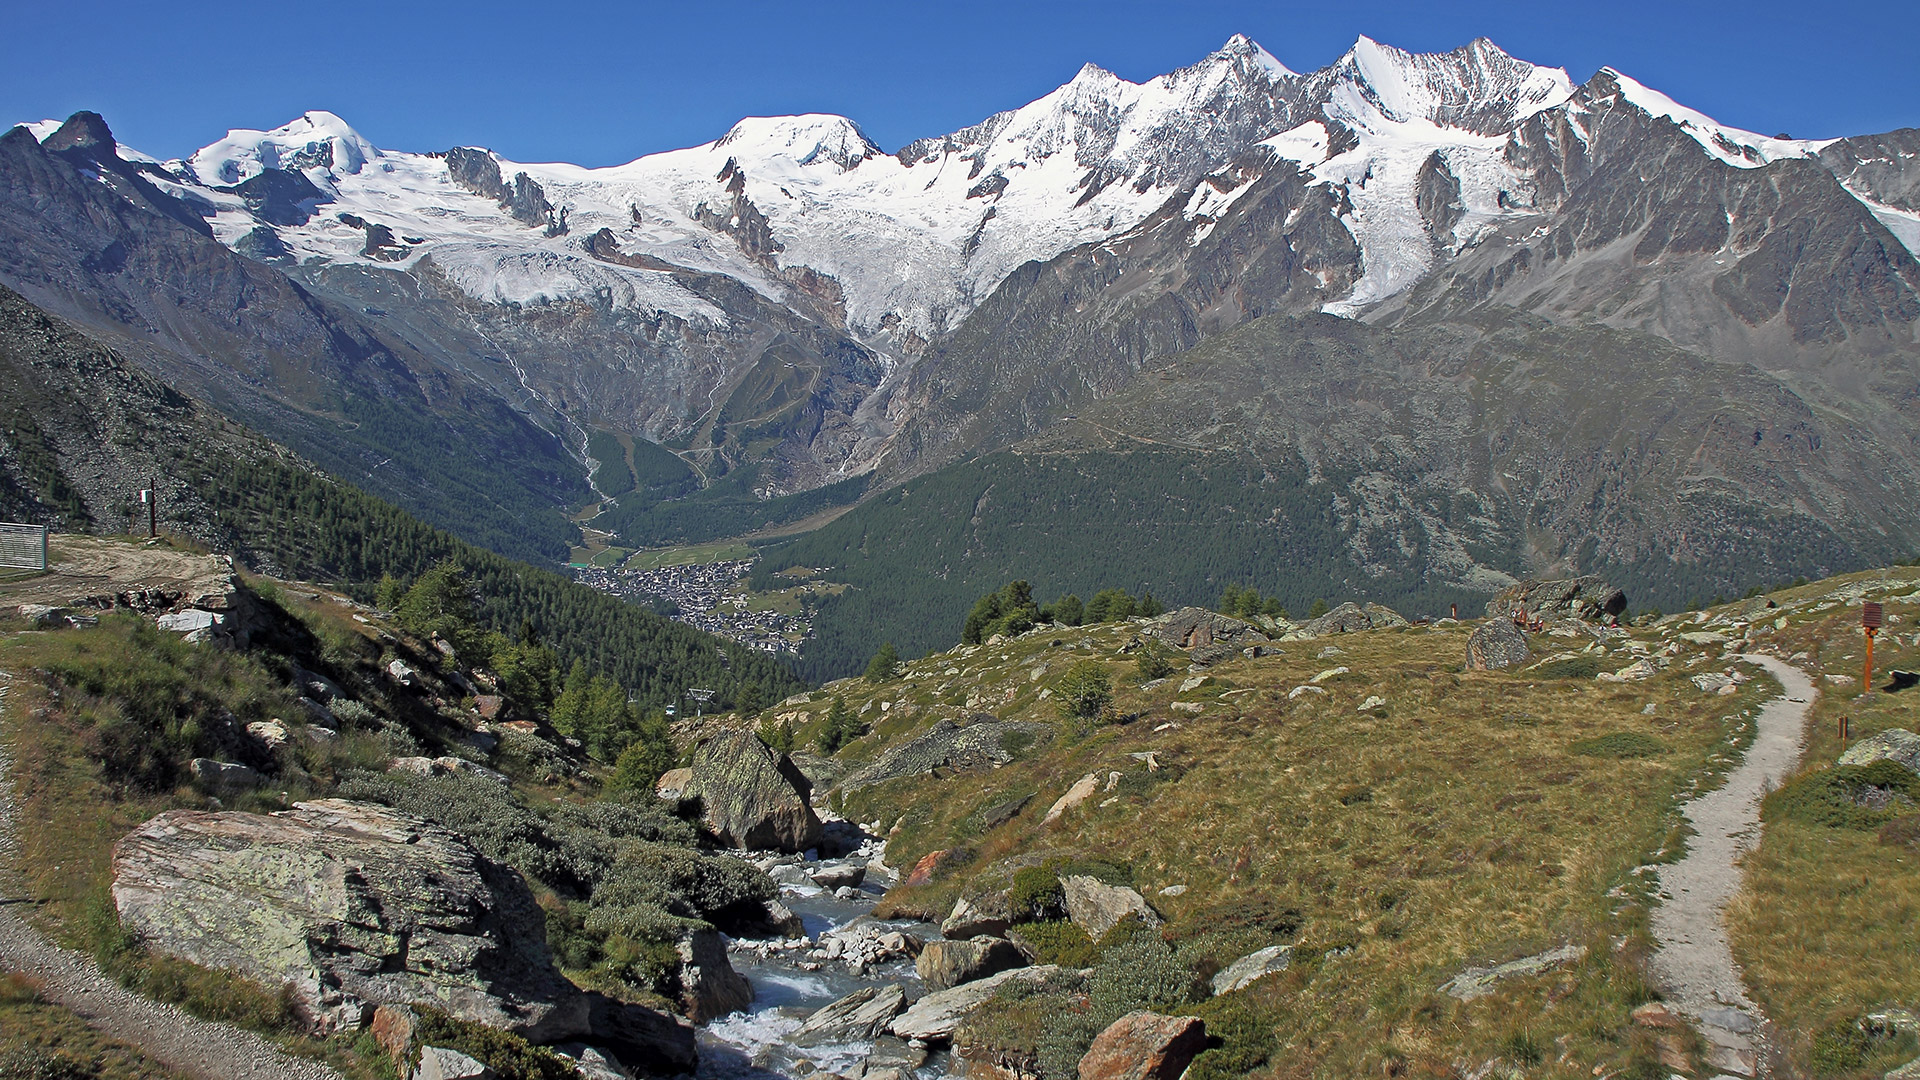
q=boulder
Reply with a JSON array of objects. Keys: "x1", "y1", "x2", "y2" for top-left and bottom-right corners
[
  {"x1": 890, "y1": 965, "x2": 1063, "y2": 1044},
  {"x1": 942, "y1": 892, "x2": 1011, "y2": 941},
  {"x1": 1061, "y1": 876, "x2": 1160, "y2": 941},
  {"x1": 810, "y1": 862, "x2": 866, "y2": 890},
  {"x1": 974, "y1": 793, "x2": 1034, "y2": 832},
  {"x1": 388, "y1": 756, "x2": 510, "y2": 787},
  {"x1": 111, "y1": 799, "x2": 586, "y2": 1038},
  {"x1": 792, "y1": 984, "x2": 908, "y2": 1045},
  {"x1": 915, "y1": 937, "x2": 1026, "y2": 990},
  {"x1": 1486, "y1": 576, "x2": 1627, "y2": 623},
  {"x1": 1077, "y1": 1011, "x2": 1210, "y2": 1080},
  {"x1": 681, "y1": 729, "x2": 823, "y2": 852},
  {"x1": 581, "y1": 992, "x2": 697, "y2": 1073},
  {"x1": 1465, "y1": 619, "x2": 1531, "y2": 671},
  {"x1": 1300, "y1": 602, "x2": 1406, "y2": 637},
  {"x1": 548, "y1": 1044, "x2": 629, "y2": 1080},
  {"x1": 1210, "y1": 945, "x2": 1292, "y2": 995},
  {"x1": 413, "y1": 1047, "x2": 492, "y2": 1080},
  {"x1": 1838, "y1": 729, "x2": 1920, "y2": 774},
  {"x1": 1044, "y1": 774, "x2": 1100, "y2": 824},
  {"x1": 187, "y1": 757, "x2": 263, "y2": 791},
  {"x1": 675, "y1": 928, "x2": 753, "y2": 1022},
  {"x1": 1147, "y1": 607, "x2": 1269, "y2": 651}
]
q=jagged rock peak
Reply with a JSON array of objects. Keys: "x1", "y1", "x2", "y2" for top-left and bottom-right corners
[
  {"x1": 42, "y1": 111, "x2": 116, "y2": 154},
  {"x1": 1312, "y1": 34, "x2": 1574, "y2": 134},
  {"x1": 189, "y1": 109, "x2": 380, "y2": 186},
  {"x1": 713, "y1": 114, "x2": 880, "y2": 171}
]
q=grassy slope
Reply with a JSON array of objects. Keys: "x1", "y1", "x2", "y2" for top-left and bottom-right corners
[{"x1": 754, "y1": 606, "x2": 1799, "y2": 1077}]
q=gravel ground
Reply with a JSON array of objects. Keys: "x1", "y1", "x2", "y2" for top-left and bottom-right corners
[
  {"x1": 0, "y1": 670, "x2": 344, "y2": 1080},
  {"x1": 1648, "y1": 654, "x2": 1815, "y2": 1079}
]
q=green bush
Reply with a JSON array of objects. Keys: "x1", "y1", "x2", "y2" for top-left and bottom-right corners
[
  {"x1": 1008, "y1": 867, "x2": 1065, "y2": 921},
  {"x1": 1009, "y1": 920, "x2": 1097, "y2": 967},
  {"x1": 1178, "y1": 992, "x2": 1277, "y2": 1080},
  {"x1": 1134, "y1": 640, "x2": 1175, "y2": 682},
  {"x1": 1571, "y1": 732, "x2": 1667, "y2": 759},
  {"x1": 1766, "y1": 761, "x2": 1920, "y2": 830},
  {"x1": 1054, "y1": 660, "x2": 1114, "y2": 722},
  {"x1": 1035, "y1": 930, "x2": 1202, "y2": 1080}
]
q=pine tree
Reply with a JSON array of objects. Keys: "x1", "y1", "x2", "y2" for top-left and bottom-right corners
[{"x1": 865, "y1": 642, "x2": 901, "y2": 683}]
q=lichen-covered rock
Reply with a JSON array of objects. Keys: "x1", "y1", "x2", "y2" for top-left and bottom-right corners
[
  {"x1": 111, "y1": 799, "x2": 586, "y2": 1038},
  {"x1": 682, "y1": 730, "x2": 823, "y2": 852},
  {"x1": 1210, "y1": 944, "x2": 1292, "y2": 995},
  {"x1": 1060, "y1": 876, "x2": 1160, "y2": 940},
  {"x1": 915, "y1": 937, "x2": 1026, "y2": 990},
  {"x1": 1465, "y1": 619, "x2": 1531, "y2": 671},
  {"x1": 1486, "y1": 576, "x2": 1627, "y2": 623},
  {"x1": 1300, "y1": 602, "x2": 1407, "y2": 637},
  {"x1": 1076, "y1": 1011, "x2": 1209, "y2": 1080},
  {"x1": 1837, "y1": 728, "x2": 1920, "y2": 774}
]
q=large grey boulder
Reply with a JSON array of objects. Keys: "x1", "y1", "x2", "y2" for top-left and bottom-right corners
[
  {"x1": 1300, "y1": 602, "x2": 1407, "y2": 637},
  {"x1": 1465, "y1": 619, "x2": 1532, "y2": 671},
  {"x1": 942, "y1": 892, "x2": 1012, "y2": 941},
  {"x1": 1147, "y1": 608, "x2": 1269, "y2": 651},
  {"x1": 1486, "y1": 576, "x2": 1627, "y2": 623},
  {"x1": 682, "y1": 730, "x2": 823, "y2": 852},
  {"x1": 914, "y1": 937, "x2": 1026, "y2": 990},
  {"x1": 1061, "y1": 876, "x2": 1160, "y2": 941},
  {"x1": 111, "y1": 799, "x2": 585, "y2": 1038},
  {"x1": 792, "y1": 984, "x2": 908, "y2": 1045},
  {"x1": 1838, "y1": 729, "x2": 1920, "y2": 774}
]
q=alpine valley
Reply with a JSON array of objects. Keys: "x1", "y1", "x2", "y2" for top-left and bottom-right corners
[{"x1": 5, "y1": 33, "x2": 1919, "y2": 675}]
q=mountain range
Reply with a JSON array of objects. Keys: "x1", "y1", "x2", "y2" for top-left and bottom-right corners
[{"x1": 3, "y1": 33, "x2": 1917, "y2": 674}]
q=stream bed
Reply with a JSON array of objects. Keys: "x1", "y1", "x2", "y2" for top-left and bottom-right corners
[{"x1": 694, "y1": 844, "x2": 944, "y2": 1079}]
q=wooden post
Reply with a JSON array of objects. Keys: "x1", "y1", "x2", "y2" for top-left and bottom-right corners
[
  {"x1": 1841, "y1": 714, "x2": 1849, "y2": 747},
  {"x1": 147, "y1": 477, "x2": 157, "y2": 538}
]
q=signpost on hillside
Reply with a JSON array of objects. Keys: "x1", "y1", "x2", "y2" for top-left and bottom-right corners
[
  {"x1": 1863, "y1": 602, "x2": 1884, "y2": 693},
  {"x1": 0, "y1": 523, "x2": 48, "y2": 571}
]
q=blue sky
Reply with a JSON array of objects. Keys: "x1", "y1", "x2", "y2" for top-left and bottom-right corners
[{"x1": 3, "y1": 0, "x2": 1910, "y2": 165}]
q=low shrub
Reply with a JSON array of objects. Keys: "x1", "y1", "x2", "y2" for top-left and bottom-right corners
[
  {"x1": 1177, "y1": 992, "x2": 1277, "y2": 1080},
  {"x1": 1766, "y1": 762, "x2": 1920, "y2": 830},
  {"x1": 413, "y1": 1009, "x2": 575, "y2": 1080},
  {"x1": 1008, "y1": 866, "x2": 1065, "y2": 922},
  {"x1": 1571, "y1": 732, "x2": 1666, "y2": 759},
  {"x1": 1535, "y1": 656, "x2": 1602, "y2": 679},
  {"x1": 1010, "y1": 920, "x2": 1097, "y2": 967}
]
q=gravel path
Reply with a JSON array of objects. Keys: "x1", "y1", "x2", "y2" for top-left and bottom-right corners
[
  {"x1": 0, "y1": 671, "x2": 344, "y2": 1080},
  {"x1": 1647, "y1": 654, "x2": 1814, "y2": 1079}
]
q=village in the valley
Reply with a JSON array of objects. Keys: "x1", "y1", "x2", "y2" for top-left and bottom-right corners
[{"x1": 572, "y1": 557, "x2": 824, "y2": 654}]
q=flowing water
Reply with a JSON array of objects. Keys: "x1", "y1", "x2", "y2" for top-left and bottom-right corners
[{"x1": 695, "y1": 848, "x2": 943, "y2": 1079}]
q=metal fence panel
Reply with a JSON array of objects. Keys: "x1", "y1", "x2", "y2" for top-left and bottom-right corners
[{"x1": 0, "y1": 523, "x2": 49, "y2": 570}]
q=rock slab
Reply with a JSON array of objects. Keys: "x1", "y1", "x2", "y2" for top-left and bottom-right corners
[
  {"x1": 792, "y1": 984, "x2": 908, "y2": 1045},
  {"x1": 1211, "y1": 944, "x2": 1292, "y2": 995},
  {"x1": 1077, "y1": 1011, "x2": 1210, "y2": 1080},
  {"x1": 1837, "y1": 728, "x2": 1920, "y2": 774},
  {"x1": 915, "y1": 937, "x2": 1026, "y2": 990},
  {"x1": 682, "y1": 729, "x2": 823, "y2": 852},
  {"x1": 890, "y1": 965, "x2": 1063, "y2": 1044},
  {"x1": 111, "y1": 799, "x2": 584, "y2": 1038}
]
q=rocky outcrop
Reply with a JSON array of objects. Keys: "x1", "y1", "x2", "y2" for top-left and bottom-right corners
[
  {"x1": 111, "y1": 799, "x2": 584, "y2": 1038},
  {"x1": 1486, "y1": 577, "x2": 1627, "y2": 623},
  {"x1": 682, "y1": 730, "x2": 823, "y2": 852},
  {"x1": 836, "y1": 716, "x2": 1052, "y2": 793},
  {"x1": 792, "y1": 984, "x2": 908, "y2": 1045},
  {"x1": 915, "y1": 937, "x2": 1026, "y2": 990},
  {"x1": 942, "y1": 893, "x2": 1012, "y2": 941},
  {"x1": 1076, "y1": 1012, "x2": 1210, "y2": 1080},
  {"x1": 1837, "y1": 729, "x2": 1920, "y2": 774},
  {"x1": 1465, "y1": 619, "x2": 1532, "y2": 671},
  {"x1": 1044, "y1": 774, "x2": 1100, "y2": 825},
  {"x1": 1300, "y1": 602, "x2": 1407, "y2": 636},
  {"x1": 1147, "y1": 608, "x2": 1270, "y2": 651},
  {"x1": 674, "y1": 928, "x2": 753, "y2": 1022},
  {"x1": 1061, "y1": 876, "x2": 1160, "y2": 940}
]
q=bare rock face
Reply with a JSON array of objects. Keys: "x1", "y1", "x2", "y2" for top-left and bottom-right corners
[
  {"x1": 1465, "y1": 618, "x2": 1532, "y2": 671},
  {"x1": 683, "y1": 730, "x2": 823, "y2": 852},
  {"x1": 111, "y1": 799, "x2": 585, "y2": 1039},
  {"x1": 1486, "y1": 576, "x2": 1627, "y2": 623},
  {"x1": 1077, "y1": 1011, "x2": 1210, "y2": 1080}
]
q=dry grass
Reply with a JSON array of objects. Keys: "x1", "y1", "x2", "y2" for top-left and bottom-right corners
[
  {"x1": 0, "y1": 971, "x2": 189, "y2": 1080},
  {"x1": 790, "y1": 612, "x2": 1780, "y2": 1076}
]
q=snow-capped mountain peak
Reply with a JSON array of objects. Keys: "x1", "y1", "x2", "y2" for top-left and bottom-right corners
[
  {"x1": 1590, "y1": 68, "x2": 1827, "y2": 168},
  {"x1": 711, "y1": 114, "x2": 880, "y2": 172},
  {"x1": 1314, "y1": 35, "x2": 1573, "y2": 135},
  {"x1": 1211, "y1": 33, "x2": 1295, "y2": 81},
  {"x1": 188, "y1": 109, "x2": 381, "y2": 186}
]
